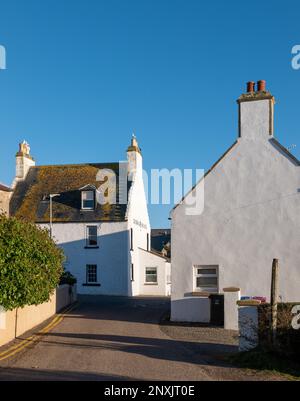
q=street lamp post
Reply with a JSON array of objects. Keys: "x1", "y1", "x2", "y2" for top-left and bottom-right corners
[{"x1": 49, "y1": 194, "x2": 60, "y2": 239}]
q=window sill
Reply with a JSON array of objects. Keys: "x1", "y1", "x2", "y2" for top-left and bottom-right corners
[
  {"x1": 144, "y1": 283, "x2": 158, "y2": 286},
  {"x1": 84, "y1": 246, "x2": 99, "y2": 249},
  {"x1": 191, "y1": 290, "x2": 216, "y2": 298},
  {"x1": 82, "y1": 283, "x2": 101, "y2": 287}
]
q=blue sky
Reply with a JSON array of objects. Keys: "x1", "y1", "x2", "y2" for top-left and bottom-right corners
[{"x1": 0, "y1": 0, "x2": 299, "y2": 227}]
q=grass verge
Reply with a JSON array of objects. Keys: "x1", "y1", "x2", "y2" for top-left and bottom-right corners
[{"x1": 228, "y1": 348, "x2": 300, "y2": 380}]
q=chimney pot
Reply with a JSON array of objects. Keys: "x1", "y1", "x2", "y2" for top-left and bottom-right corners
[
  {"x1": 257, "y1": 80, "x2": 266, "y2": 92},
  {"x1": 247, "y1": 81, "x2": 255, "y2": 93}
]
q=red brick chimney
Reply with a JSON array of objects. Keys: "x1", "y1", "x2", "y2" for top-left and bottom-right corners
[
  {"x1": 257, "y1": 80, "x2": 266, "y2": 92},
  {"x1": 247, "y1": 81, "x2": 255, "y2": 93}
]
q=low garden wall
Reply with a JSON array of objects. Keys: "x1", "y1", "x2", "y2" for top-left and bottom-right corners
[{"x1": 0, "y1": 284, "x2": 77, "y2": 347}]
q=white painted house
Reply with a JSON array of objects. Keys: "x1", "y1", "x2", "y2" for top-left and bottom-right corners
[
  {"x1": 170, "y1": 81, "x2": 300, "y2": 322},
  {"x1": 9, "y1": 137, "x2": 170, "y2": 297}
]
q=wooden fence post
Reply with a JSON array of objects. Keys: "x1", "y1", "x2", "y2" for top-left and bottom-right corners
[{"x1": 271, "y1": 258, "x2": 279, "y2": 346}]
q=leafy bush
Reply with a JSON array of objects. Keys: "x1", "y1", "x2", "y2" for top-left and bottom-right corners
[
  {"x1": 258, "y1": 303, "x2": 300, "y2": 360},
  {"x1": 0, "y1": 214, "x2": 65, "y2": 310},
  {"x1": 60, "y1": 270, "x2": 77, "y2": 286}
]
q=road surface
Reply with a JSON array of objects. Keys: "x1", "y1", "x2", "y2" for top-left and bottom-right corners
[{"x1": 0, "y1": 296, "x2": 278, "y2": 381}]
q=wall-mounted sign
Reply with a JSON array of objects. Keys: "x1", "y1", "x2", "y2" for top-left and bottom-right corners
[{"x1": 133, "y1": 219, "x2": 147, "y2": 230}]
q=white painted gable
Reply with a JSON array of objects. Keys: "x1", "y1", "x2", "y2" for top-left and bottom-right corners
[{"x1": 171, "y1": 83, "x2": 300, "y2": 322}]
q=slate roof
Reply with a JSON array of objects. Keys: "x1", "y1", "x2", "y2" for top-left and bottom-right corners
[
  {"x1": 10, "y1": 163, "x2": 132, "y2": 223},
  {"x1": 151, "y1": 229, "x2": 171, "y2": 257}
]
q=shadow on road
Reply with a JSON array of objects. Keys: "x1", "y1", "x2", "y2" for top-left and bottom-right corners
[
  {"x1": 0, "y1": 296, "x2": 242, "y2": 381},
  {"x1": 41, "y1": 331, "x2": 237, "y2": 368},
  {"x1": 0, "y1": 366, "x2": 137, "y2": 381},
  {"x1": 66, "y1": 296, "x2": 171, "y2": 325}
]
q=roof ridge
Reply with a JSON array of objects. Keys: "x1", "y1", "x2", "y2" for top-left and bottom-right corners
[
  {"x1": 32, "y1": 161, "x2": 122, "y2": 169},
  {"x1": 270, "y1": 138, "x2": 300, "y2": 166}
]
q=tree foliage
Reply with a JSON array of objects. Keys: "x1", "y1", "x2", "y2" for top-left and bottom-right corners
[
  {"x1": 60, "y1": 270, "x2": 77, "y2": 286},
  {"x1": 0, "y1": 214, "x2": 65, "y2": 310}
]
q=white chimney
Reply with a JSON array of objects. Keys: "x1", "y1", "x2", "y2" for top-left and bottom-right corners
[
  {"x1": 238, "y1": 80, "x2": 275, "y2": 140},
  {"x1": 127, "y1": 134, "x2": 142, "y2": 181},
  {"x1": 13, "y1": 141, "x2": 35, "y2": 186}
]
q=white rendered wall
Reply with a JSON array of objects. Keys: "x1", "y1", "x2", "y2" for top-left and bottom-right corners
[
  {"x1": 224, "y1": 290, "x2": 240, "y2": 330},
  {"x1": 42, "y1": 222, "x2": 130, "y2": 296},
  {"x1": 171, "y1": 297, "x2": 210, "y2": 323},
  {"x1": 13, "y1": 156, "x2": 35, "y2": 187},
  {"x1": 166, "y1": 262, "x2": 171, "y2": 296},
  {"x1": 138, "y1": 248, "x2": 169, "y2": 296},
  {"x1": 171, "y1": 99, "x2": 300, "y2": 322},
  {"x1": 126, "y1": 150, "x2": 151, "y2": 296}
]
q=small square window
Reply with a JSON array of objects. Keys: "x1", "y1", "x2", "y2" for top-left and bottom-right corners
[
  {"x1": 145, "y1": 267, "x2": 158, "y2": 284},
  {"x1": 82, "y1": 191, "x2": 95, "y2": 210},
  {"x1": 194, "y1": 265, "x2": 218, "y2": 292},
  {"x1": 87, "y1": 226, "x2": 98, "y2": 247},
  {"x1": 86, "y1": 264, "x2": 97, "y2": 283}
]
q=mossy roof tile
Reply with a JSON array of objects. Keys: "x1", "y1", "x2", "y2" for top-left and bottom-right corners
[{"x1": 10, "y1": 163, "x2": 131, "y2": 223}]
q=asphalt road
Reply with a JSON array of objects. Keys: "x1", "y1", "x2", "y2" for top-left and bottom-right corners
[{"x1": 0, "y1": 296, "x2": 278, "y2": 381}]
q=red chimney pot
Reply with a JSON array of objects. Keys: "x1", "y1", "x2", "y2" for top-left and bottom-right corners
[
  {"x1": 247, "y1": 81, "x2": 255, "y2": 93},
  {"x1": 257, "y1": 80, "x2": 266, "y2": 92}
]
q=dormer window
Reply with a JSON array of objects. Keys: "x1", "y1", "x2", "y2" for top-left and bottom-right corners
[{"x1": 81, "y1": 190, "x2": 95, "y2": 210}]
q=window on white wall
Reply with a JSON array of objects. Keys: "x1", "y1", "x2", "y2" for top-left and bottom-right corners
[
  {"x1": 86, "y1": 226, "x2": 98, "y2": 247},
  {"x1": 194, "y1": 265, "x2": 218, "y2": 293},
  {"x1": 82, "y1": 191, "x2": 95, "y2": 210},
  {"x1": 145, "y1": 267, "x2": 158, "y2": 284},
  {"x1": 86, "y1": 264, "x2": 98, "y2": 283},
  {"x1": 130, "y1": 228, "x2": 133, "y2": 250}
]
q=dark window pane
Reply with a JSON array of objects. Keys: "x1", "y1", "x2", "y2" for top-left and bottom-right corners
[
  {"x1": 87, "y1": 265, "x2": 97, "y2": 283},
  {"x1": 83, "y1": 199, "x2": 94, "y2": 209},
  {"x1": 82, "y1": 191, "x2": 95, "y2": 209},
  {"x1": 146, "y1": 268, "x2": 157, "y2": 283},
  {"x1": 196, "y1": 277, "x2": 217, "y2": 287},
  {"x1": 131, "y1": 264, "x2": 134, "y2": 281},
  {"x1": 197, "y1": 269, "x2": 217, "y2": 275},
  {"x1": 87, "y1": 226, "x2": 98, "y2": 246}
]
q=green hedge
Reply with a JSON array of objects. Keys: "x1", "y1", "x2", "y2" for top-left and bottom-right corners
[
  {"x1": 0, "y1": 215, "x2": 65, "y2": 310},
  {"x1": 60, "y1": 270, "x2": 77, "y2": 286}
]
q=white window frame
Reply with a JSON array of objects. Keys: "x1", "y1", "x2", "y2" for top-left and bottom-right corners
[
  {"x1": 193, "y1": 265, "x2": 219, "y2": 293},
  {"x1": 81, "y1": 190, "x2": 95, "y2": 210},
  {"x1": 86, "y1": 225, "x2": 98, "y2": 247},
  {"x1": 86, "y1": 264, "x2": 98, "y2": 284},
  {"x1": 145, "y1": 267, "x2": 158, "y2": 285}
]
